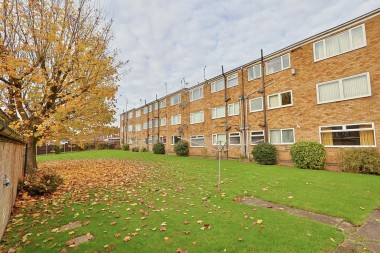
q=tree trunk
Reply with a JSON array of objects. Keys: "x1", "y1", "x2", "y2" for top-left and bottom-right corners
[{"x1": 26, "y1": 137, "x2": 38, "y2": 173}]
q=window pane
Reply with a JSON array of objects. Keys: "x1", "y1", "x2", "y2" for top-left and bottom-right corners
[
  {"x1": 325, "y1": 31, "x2": 350, "y2": 57},
  {"x1": 250, "y1": 97, "x2": 263, "y2": 112},
  {"x1": 248, "y1": 67, "x2": 254, "y2": 81},
  {"x1": 282, "y1": 54, "x2": 290, "y2": 69},
  {"x1": 270, "y1": 130, "x2": 281, "y2": 144},
  {"x1": 266, "y1": 57, "x2": 281, "y2": 74},
  {"x1": 342, "y1": 74, "x2": 369, "y2": 98},
  {"x1": 314, "y1": 41, "x2": 325, "y2": 60},
  {"x1": 282, "y1": 129, "x2": 294, "y2": 143},
  {"x1": 351, "y1": 26, "x2": 365, "y2": 48},
  {"x1": 254, "y1": 65, "x2": 261, "y2": 79},
  {"x1": 281, "y1": 92, "x2": 292, "y2": 106},
  {"x1": 228, "y1": 74, "x2": 238, "y2": 87},
  {"x1": 269, "y1": 94, "x2": 279, "y2": 108},
  {"x1": 318, "y1": 81, "x2": 340, "y2": 102},
  {"x1": 229, "y1": 133, "x2": 240, "y2": 145}
]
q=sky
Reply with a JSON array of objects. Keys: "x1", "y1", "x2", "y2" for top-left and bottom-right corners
[{"x1": 105, "y1": 0, "x2": 380, "y2": 126}]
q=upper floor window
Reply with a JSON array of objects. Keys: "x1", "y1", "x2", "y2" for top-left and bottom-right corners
[
  {"x1": 248, "y1": 64, "x2": 261, "y2": 81},
  {"x1": 148, "y1": 104, "x2": 153, "y2": 112},
  {"x1": 171, "y1": 114, "x2": 181, "y2": 125},
  {"x1": 211, "y1": 79, "x2": 224, "y2": 93},
  {"x1": 227, "y1": 73, "x2": 238, "y2": 88},
  {"x1": 212, "y1": 106, "x2": 226, "y2": 119},
  {"x1": 190, "y1": 86, "x2": 204, "y2": 101},
  {"x1": 160, "y1": 117, "x2": 167, "y2": 126},
  {"x1": 171, "y1": 94, "x2": 181, "y2": 106},
  {"x1": 190, "y1": 111, "x2": 204, "y2": 124},
  {"x1": 143, "y1": 107, "x2": 148, "y2": 114},
  {"x1": 128, "y1": 112, "x2": 133, "y2": 119},
  {"x1": 154, "y1": 102, "x2": 159, "y2": 110},
  {"x1": 228, "y1": 102, "x2": 239, "y2": 116},
  {"x1": 143, "y1": 122, "x2": 148, "y2": 129},
  {"x1": 160, "y1": 99, "x2": 166, "y2": 108},
  {"x1": 268, "y1": 90, "x2": 293, "y2": 109},
  {"x1": 250, "y1": 97, "x2": 263, "y2": 112},
  {"x1": 320, "y1": 123, "x2": 375, "y2": 147},
  {"x1": 135, "y1": 124, "x2": 141, "y2": 132},
  {"x1": 127, "y1": 125, "x2": 133, "y2": 132},
  {"x1": 317, "y1": 72, "x2": 370, "y2": 104},
  {"x1": 135, "y1": 109, "x2": 141, "y2": 117},
  {"x1": 314, "y1": 24, "x2": 366, "y2": 62},
  {"x1": 266, "y1": 53, "x2": 290, "y2": 75}
]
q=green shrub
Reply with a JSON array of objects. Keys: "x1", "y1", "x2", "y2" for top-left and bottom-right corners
[
  {"x1": 132, "y1": 147, "x2": 139, "y2": 152},
  {"x1": 140, "y1": 147, "x2": 148, "y2": 152},
  {"x1": 153, "y1": 142, "x2": 165, "y2": 154},
  {"x1": 252, "y1": 142, "x2": 277, "y2": 165},
  {"x1": 96, "y1": 142, "x2": 108, "y2": 150},
  {"x1": 342, "y1": 148, "x2": 380, "y2": 174},
  {"x1": 174, "y1": 140, "x2": 189, "y2": 156},
  {"x1": 21, "y1": 170, "x2": 63, "y2": 196},
  {"x1": 290, "y1": 141, "x2": 326, "y2": 170},
  {"x1": 54, "y1": 145, "x2": 61, "y2": 154},
  {"x1": 122, "y1": 144, "x2": 130, "y2": 151}
]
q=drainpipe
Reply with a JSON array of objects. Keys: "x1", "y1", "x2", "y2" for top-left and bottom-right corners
[
  {"x1": 146, "y1": 100, "x2": 149, "y2": 150},
  {"x1": 261, "y1": 49, "x2": 268, "y2": 142},
  {"x1": 157, "y1": 95, "x2": 160, "y2": 142},
  {"x1": 245, "y1": 95, "x2": 250, "y2": 159},
  {"x1": 23, "y1": 144, "x2": 28, "y2": 176},
  {"x1": 239, "y1": 67, "x2": 246, "y2": 158},
  {"x1": 222, "y1": 65, "x2": 229, "y2": 160}
]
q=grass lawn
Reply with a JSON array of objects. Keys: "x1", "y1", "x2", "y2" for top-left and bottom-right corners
[{"x1": 1, "y1": 150, "x2": 380, "y2": 253}]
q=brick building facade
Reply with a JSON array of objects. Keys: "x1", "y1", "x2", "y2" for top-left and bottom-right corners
[{"x1": 120, "y1": 9, "x2": 380, "y2": 169}]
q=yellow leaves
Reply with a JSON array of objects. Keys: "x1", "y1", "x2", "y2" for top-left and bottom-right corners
[{"x1": 122, "y1": 236, "x2": 131, "y2": 242}]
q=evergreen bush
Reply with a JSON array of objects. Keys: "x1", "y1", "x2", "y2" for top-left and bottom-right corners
[
  {"x1": 252, "y1": 142, "x2": 277, "y2": 165},
  {"x1": 290, "y1": 141, "x2": 326, "y2": 170},
  {"x1": 342, "y1": 148, "x2": 380, "y2": 174},
  {"x1": 174, "y1": 140, "x2": 189, "y2": 156},
  {"x1": 153, "y1": 142, "x2": 165, "y2": 154}
]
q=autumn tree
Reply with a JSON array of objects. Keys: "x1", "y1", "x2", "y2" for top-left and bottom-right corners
[{"x1": 0, "y1": 0, "x2": 124, "y2": 171}]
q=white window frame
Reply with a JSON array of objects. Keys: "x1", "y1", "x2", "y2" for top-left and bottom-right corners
[
  {"x1": 190, "y1": 86, "x2": 204, "y2": 102},
  {"x1": 313, "y1": 24, "x2": 367, "y2": 62},
  {"x1": 148, "y1": 104, "x2": 153, "y2": 112},
  {"x1": 143, "y1": 107, "x2": 148, "y2": 114},
  {"x1": 148, "y1": 120, "x2": 152, "y2": 129},
  {"x1": 212, "y1": 133, "x2": 227, "y2": 146},
  {"x1": 248, "y1": 64, "x2": 262, "y2": 81},
  {"x1": 266, "y1": 53, "x2": 290, "y2": 75},
  {"x1": 135, "y1": 109, "x2": 141, "y2": 118},
  {"x1": 250, "y1": 130, "x2": 265, "y2": 145},
  {"x1": 227, "y1": 73, "x2": 238, "y2": 88},
  {"x1": 316, "y1": 72, "x2": 371, "y2": 104},
  {"x1": 319, "y1": 122, "x2": 376, "y2": 148},
  {"x1": 211, "y1": 79, "x2": 224, "y2": 93},
  {"x1": 154, "y1": 102, "x2": 159, "y2": 110},
  {"x1": 160, "y1": 117, "x2": 167, "y2": 126},
  {"x1": 127, "y1": 125, "x2": 133, "y2": 132},
  {"x1": 171, "y1": 94, "x2": 181, "y2": 106},
  {"x1": 190, "y1": 111, "x2": 204, "y2": 125},
  {"x1": 249, "y1": 97, "x2": 263, "y2": 112},
  {"x1": 229, "y1": 132, "x2": 241, "y2": 145},
  {"x1": 143, "y1": 122, "x2": 148, "y2": 130},
  {"x1": 269, "y1": 128, "x2": 295, "y2": 145},
  {"x1": 160, "y1": 99, "x2": 166, "y2": 108},
  {"x1": 128, "y1": 112, "x2": 133, "y2": 119},
  {"x1": 228, "y1": 102, "x2": 239, "y2": 116},
  {"x1": 171, "y1": 135, "x2": 181, "y2": 145},
  {"x1": 190, "y1": 135, "x2": 205, "y2": 147},
  {"x1": 268, "y1": 90, "x2": 293, "y2": 109},
  {"x1": 212, "y1": 105, "x2": 226, "y2": 119},
  {"x1": 135, "y1": 124, "x2": 141, "y2": 132},
  {"x1": 171, "y1": 114, "x2": 181, "y2": 125}
]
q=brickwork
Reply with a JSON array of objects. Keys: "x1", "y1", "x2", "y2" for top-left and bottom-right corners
[{"x1": 120, "y1": 10, "x2": 380, "y2": 170}]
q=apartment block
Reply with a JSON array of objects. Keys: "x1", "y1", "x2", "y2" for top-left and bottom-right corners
[{"x1": 120, "y1": 9, "x2": 380, "y2": 169}]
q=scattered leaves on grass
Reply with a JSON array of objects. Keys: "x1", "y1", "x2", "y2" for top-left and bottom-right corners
[{"x1": 123, "y1": 236, "x2": 131, "y2": 242}]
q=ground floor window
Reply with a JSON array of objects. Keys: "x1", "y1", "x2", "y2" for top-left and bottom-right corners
[
  {"x1": 269, "y1": 128, "x2": 295, "y2": 144},
  {"x1": 229, "y1": 132, "x2": 241, "y2": 145},
  {"x1": 127, "y1": 138, "x2": 133, "y2": 145},
  {"x1": 320, "y1": 123, "x2": 375, "y2": 147},
  {"x1": 136, "y1": 139, "x2": 140, "y2": 146},
  {"x1": 251, "y1": 130, "x2": 265, "y2": 144},
  {"x1": 159, "y1": 136, "x2": 167, "y2": 144},
  {"x1": 212, "y1": 134, "x2": 227, "y2": 145},
  {"x1": 190, "y1": 135, "x2": 205, "y2": 147},
  {"x1": 171, "y1": 135, "x2": 181, "y2": 145}
]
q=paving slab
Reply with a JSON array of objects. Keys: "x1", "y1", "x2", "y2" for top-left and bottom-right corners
[
  {"x1": 66, "y1": 234, "x2": 94, "y2": 247},
  {"x1": 60, "y1": 221, "x2": 82, "y2": 231}
]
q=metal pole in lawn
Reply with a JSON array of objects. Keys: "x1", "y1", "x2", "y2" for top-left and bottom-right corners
[{"x1": 217, "y1": 140, "x2": 227, "y2": 193}]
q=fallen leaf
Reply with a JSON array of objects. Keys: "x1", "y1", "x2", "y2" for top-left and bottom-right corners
[
  {"x1": 330, "y1": 238, "x2": 336, "y2": 243},
  {"x1": 238, "y1": 237, "x2": 243, "y2": 242},
  {"x1": 183, "y1": 220, "x2": 190, "y2": 225},
  {"x1": 196, "y1": 220, "x2": 203, "y2": 224},
  {"x1": 288, "y1": 196, "x2": 293, "y2": 199},
  {"x1": 123, "y1": 236, "x2": 131, "y2": 242},
  {"x1": 164, "y1": 236, "x2": 169, "y2": 241},
  {"x1": 256, "y1": 219, "x2": 263, "y2": 224},
  {"x1": 109, "y1": 222, "x2": 117, "y2": 226},
  {"x1": 204, "y1": 224, "x2": 211, "y2": 230},
  {"x1": 160, "y1": 226, "x2": 167, "y2": 231}
]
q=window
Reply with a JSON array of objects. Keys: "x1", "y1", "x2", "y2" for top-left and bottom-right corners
[
  {"x1": 148, "y1": 104, "x2": 152, "y2": 112},
  {"x1": 317, "y1": 72, "x2": 371, "y2": 104},
  {"x1": 251, "y1": 131, "x2": 265, "y2": 144},
  {"x1": 190, "y1": 111, "x2": 204, "y2": 124},
  {"x1": 266, "y1": 53, "x2": 290, "y2": 75},
  {"x1": 128, "y1": 112, "x2": 133, "y2": 119},
  {"x1": 228, "y1": 102, "x2": 239, "y2": 116},
  {"x1": 143, "y1": 122, "x2": 148, "y2": 130},
  {"x1": 229, "y1": 132, "x2": 241, "y2": 145},
  {"x1": 136, "y1": 139, "x2": 140, "y2": 146},
  {"x1": 154, "y1": 102, "x2": 159, "y2": 110},
  {"x1": 127, "y1": 125, "x2": 133, "y2": 132},
  {"x1": 148, "y1": 120, "x2": 152, "y2": 129},
  {"x1": 135, "y1": 109, "x2": 141, "y2": 118},
  {"x1": 320, "y1": 123, "x2": 375, "y2": 147},
  {"x1": 269, "y1": 129, "x2": 295, "y2": 144},
  {"x1": 248, "y1": 64, "x2": 261, "y2": 81},
  {"x1": 190, "y1": 135, "x2": 205, "y2": 147},
  {"x1": 250, "y1": 97, "x2": 263, "y2": 112},
  {"x1": 148, "y1": 137, "x2": 154, "y2": 144},
  {"x1": 268, "y1": 90, "x2": 292, "y2": 109},
  {"x1": 171, "y1": 94, "x2": 181, "y2": 106},
  {"x1": 171, "y1": 135, "x2": 181, "y2": 145},
  {"x1": 159, "y1": 136, "x2": 166, "y2": 144},
  {"x1": 313, "y1": 24, "x2": 366, "y2": 61},
  {"x1": 135, "y1": 124, "x2": 141, "y2": 132},
  {"x1": 154, "y1": 119, "x2": 158, "y2": 127},
  {"x1": 212, "y1": 106, "x2": 226, "y2": 119},
  {"x1": 143, "y1": 107, "x2": 148, "y2": 114},
  {"x1": 211, "y1": 79, "x2": 224, "y2": 93},
  {"x1": 212, "y1": 134, "x2": 227, "y2": 145},
  {"x1": 160, "y1": 117, "x2": 166, "y2": 126},
  {"x1": 171, "y1": 114, "x2": 181, "y2": 125},
  {"x1": 190, "y1": 86, "x2": 204, "y2": 101},
  {"x1": 227, "y1": 73, "x2": 238, "y2": 88},
  {"x1": 128, "y1": 138, "x2": 133, "y2": 145},
  {"x1": 160, "y1": 99, "x2": 166, "y2": 108}
]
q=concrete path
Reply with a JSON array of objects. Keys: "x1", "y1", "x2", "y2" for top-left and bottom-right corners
[{"x1": 240, "y1": 197, "x2": 380, "y2": 253}]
